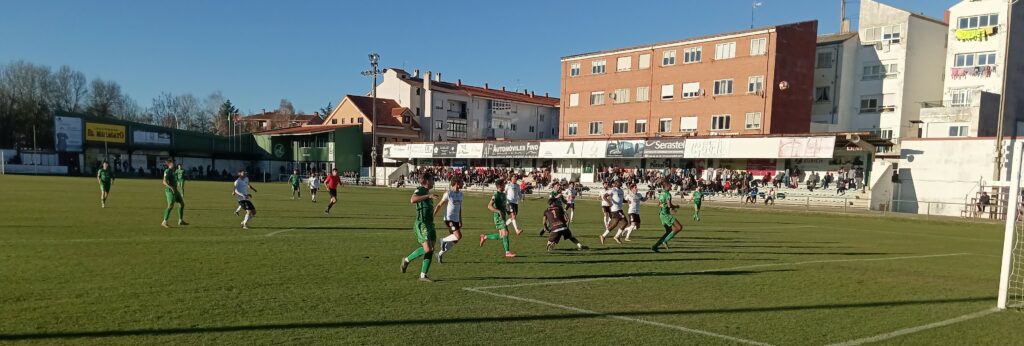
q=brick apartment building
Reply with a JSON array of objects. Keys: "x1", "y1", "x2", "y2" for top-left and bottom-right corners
[{"x1": 559, "y1": 20, "x2": 818, "y2": 139}]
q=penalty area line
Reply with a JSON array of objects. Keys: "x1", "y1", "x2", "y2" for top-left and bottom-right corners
[
  {"x1": 824, "y1": 308, "x2": 999, "y2": 346},
  {"x1": 462, "y1": 287, "x2": 774, "y2": 346}
]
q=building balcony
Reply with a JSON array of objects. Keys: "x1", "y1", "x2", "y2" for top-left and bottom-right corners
[
  {"x1": 447, "y1": 110, "x2": 468, "y2": 119},
  {"x1": 951, "y1": 65, "x2": 997, "y2": 79}
]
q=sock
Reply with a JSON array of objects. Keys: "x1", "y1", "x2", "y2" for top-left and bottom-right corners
[
  {"x1": 235, "y1": 205, "x2": 242, "y2": 213},
  {"x1": 505, "y1": 218, "x2": 514, "y2": 226},
  {"x1": 501, "y1": 236, "x2": 510, "y2": 252},
  {"x1": 511, "y1": 219, "x2": 520, "y2": 231},
  {"x1": 664, "y1": 231, "x2": 678, "y2": 243},
  {"x1": 442, "y1": 234, "x2": 459, "y2": 242},
  {"x1": 569, "y1": 210, "x2": 574, "y2": 222},
  {"x1": 327, "y1": 203, "x2": 334, "y2": 211},
  {"x1": 601, "y1": 229, "x2": 611, "y2": 237},
  {"x1": 624, "y1": 225, "x2": 636, "y2": 239},
  {"x1": 421, "y1": 253, "x2": 432, "y2": 275},
  {"x1": 485, "y1": 233, "x2": 501, "y2": 240},
  {"x1": 613, "y1": 228, "x2": 623, "y2": 238},
  {"x1": 243, "y1": 214, "x2": 251, "y2": 224},
  {"x1": 405, "y1": 247, "x2": 426, "y2": 262},
  {"x1": 654, "y1": 230, "x2": 672, "y2": 247},
  {"x1": 163, "y1": 207, "x2": 172, "y2": 221},
  {"x1": 178, "y1": 205, "x2": 185, "y2": 220}
]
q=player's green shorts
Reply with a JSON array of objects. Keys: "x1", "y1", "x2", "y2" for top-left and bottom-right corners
[
  {"x1": 659, "y1": 213, "x2": 676, "y2": 227},
  {"x1": 164, "y1": 188, "x2": 184, "y2": 204},
  {"x1": 493, "y1": 213, "x2": 507, "y2": 230},
  {"x1": 413, "y1": 221, "x2": 436, "y2": 243},
  {"x1": 100, "y1": 182, "x2": 111, "y2": 192},
  {"x1": 694, "y1": 202, "x2": 702, "y2": 210}
]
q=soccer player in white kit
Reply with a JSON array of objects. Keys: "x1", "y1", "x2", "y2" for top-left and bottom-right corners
[
  {"x1": 233, "y1": 170, "x2": 258, "y2": 229},
  {"x1": 433, "y1": 180, "x2": 464, "y2": 263},
  {"x1": 308, "y1": 172, "x2": 321, "y2": 203},
  {"x1": 621, "y1": 182, "x2": 647, "y2": 242},
  {"x1": 565, "y1": 182, "x2": 578, "y2": 224},
  {"x1": 600, "y1": 181, "x2": 612, "y2": 231},
  {"x1": 600, "y1": 181, "x2": 627, "y2": 244},
  {"x1": 505, "y1": 175, "x2": 524, "y2": 235}
]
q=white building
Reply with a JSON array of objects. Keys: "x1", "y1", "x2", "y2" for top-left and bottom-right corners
[
  {"x1": 812, "y1": 0, "x2": 948, "y2": 149},
  {"x1": 373, "y1": 68, "x2": 560, "y2": 142},
  {"x1": 919, "y1": 0, "x2": 1024, "y2": 138},
  {"x1": 811, "y1": 32, "x2": 860, "y2": 133},
  {"x1": 853, "y1": 0, "x2": 948, "y2": 143}
]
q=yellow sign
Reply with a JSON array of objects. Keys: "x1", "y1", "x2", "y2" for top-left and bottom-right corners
[{"x1": 85, "y1": 123, "x2": 126, "y2": 143}]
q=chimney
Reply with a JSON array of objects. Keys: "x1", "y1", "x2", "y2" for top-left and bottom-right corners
[
  {"x1": 424, "y1": 71, "x2": 432, "y2": 90},
  {"x1": 413, "y1": 69, "x2": 420, "y2": 78},
  {"x1": 314, "y1": 112, "x2": 320, "y2": 117},
  {"x1": 261, "y1": 108, "x2": 266, "y2": 115},
  {"x1": 531, "y1": 91, "x2": 535, "y2": 98},
  {"x1": 545, "y1": 92, "x2": 549, "y2": 97},
  {"x1": 501, "y1": 86, "x2": 506, "y2": 91},
  {"x1": 457, "y1": 79, "x2": 462, "y2": 86},
  {"x1": 523, "y1": 89, "x2": 529, "y2": 95},
  {"x1": 435, "y1": 72, "x2": 441, "y2": 82},
  {"x1": 484, "y1": 83, "x2": 489, "y2": 90}
]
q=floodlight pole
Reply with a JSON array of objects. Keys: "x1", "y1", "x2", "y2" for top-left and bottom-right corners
[
  {"x1": 993, "y1": 0, "x2": 1017, "y2": 182},
  {"x1": 363, "y1": 53, "x2": 381, "y2": 186}
]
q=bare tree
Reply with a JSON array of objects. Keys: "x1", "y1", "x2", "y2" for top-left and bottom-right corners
[
  {"x1": 277, "y1": 98, "x2": 295, "y2": 115},
  {"x1": 0, "y1": 61, "x2": 54, "y2": 148},
  {"x1": 49, "y1": 65, "x2": 87, "y2": 112},
  {"x1": 87, "y1": 78, "x2": 125, "y2": 117}
]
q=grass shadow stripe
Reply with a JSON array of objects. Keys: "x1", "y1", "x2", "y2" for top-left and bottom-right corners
[{"x1": 825, "y1": 308, "x2": 999, "y2": 346}]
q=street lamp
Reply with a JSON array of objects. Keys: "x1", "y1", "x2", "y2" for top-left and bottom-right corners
[{"x1": 361, "y1": 53, "x2": 381, "y2": 186}]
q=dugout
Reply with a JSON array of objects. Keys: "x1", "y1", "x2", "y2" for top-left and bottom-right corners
[{"x1": 252, "y1": 124, "x2": 363, "y2": 179}]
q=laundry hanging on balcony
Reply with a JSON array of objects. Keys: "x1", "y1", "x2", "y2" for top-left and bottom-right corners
[
  {"x1": 951, "y1": 65, "x2": 995, "y2": 79},
  {"x1": 955, "y1": 27, "x2": 996, "y2": 42}
]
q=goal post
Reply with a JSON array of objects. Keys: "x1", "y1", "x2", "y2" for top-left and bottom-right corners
[{"x1": 998, "y1": 141, "x2": 1024, "y2": 309}]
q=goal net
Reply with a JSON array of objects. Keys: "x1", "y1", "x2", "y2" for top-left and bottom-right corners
[{"x1": 999, "y1": 141, "x2": 1024, "y2": 310}]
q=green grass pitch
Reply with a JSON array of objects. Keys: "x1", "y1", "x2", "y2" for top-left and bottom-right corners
[{"x1": 1, "y1": 174, "x2": 1022, "y2": 345}]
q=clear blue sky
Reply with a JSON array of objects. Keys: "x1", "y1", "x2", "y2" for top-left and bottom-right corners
[{"x1": 0, "y1": 0, "x2": 957, "y2": 114}]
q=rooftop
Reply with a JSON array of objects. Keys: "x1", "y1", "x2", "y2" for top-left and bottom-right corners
[
  {"x1": 817, "y1": 32, "x2": 858, "y2": 44},
  {"x1": 255, "y1": 124, "x2": 357, "y2": 136},
  {"x1": 344, "y1": 95, "x2": 421, "y2": 129},
  {"x1": 387, "y1": 68, "x2": 560, "y2": 107}
]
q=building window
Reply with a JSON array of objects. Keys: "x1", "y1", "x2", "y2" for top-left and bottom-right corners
[
  {"x1": 713, "y1": 79, "x2": 733, "y2": 96},
  {"x1": 879, "y1": 129, "x2": 894, "y2": 139},
  {"x1": 955, "y1": 52, "x2": 998, "y2": 67},
  {"x1": 958, "y1": 14, "x2": 999, "y2": 29},
  {"x1": 949, "y1": 125, "x2": 969, "y2": 137},
  {"x1": 662, "y1": 50, "x2": 676, "y2": 66},
  {"x1": 588, "y1": 121, "x2": 603, "y2": 135},
  {"x1": 750, "y1": 38, "x2": 767, "y2": 56},
  {"x1": 590, "y1": 91, "x2": 605, "y2": 105},
  {"x1": 659, "y1": 118, "x2": 672, "y2": 133},
  {"x1": 636, "y1": 86, "x2": 650, "y2": 102},
  {"x1": 862, "y1": 64, "x2": 898, "y2": 80},
  {"x1": 612, "y1": 120, "x2": 628, "y2": 134},
  {"x1": 815, "y1": 86, "x2": 831, "y2": 103},
  {"x1": 635, "y1": 120, "x2": 647, "y2": 133},
  {"x1": 711, "y1": 114, "x2": 731, "y2": 130},
  {"x1": 592, "y1": 60, "x2": 606, "y2": 74},
  {"x1": 683, "y1": 47, "x2": 702, "y2": 64},
  {"x1": 747, "y1": 76, "x2": 764, "y2": 94},
  {"x1": 446, "y1": 119, "x2": 468, "y2": 139},
  {"x1": 680, "y1": 116, "x2": 697, "y2": 132},
  {"x1": 859, "y1": 96, "x2": 881, "y2": 113},
  {"x1": 682, "y1": 82, "x2": 700, "y2": 98},
  {"x1": 714, "y1": 42, "x2": 736, "y2": 60},
  {"x1": 568, "y1": 122, "x2": 578, "y2": 136},
  {"x1": 661, "y1": 84, "x2": 674, "y2": 100},
  {"x1": 951, "y1": 88, "x2": 973, "y2": 106},
  {"x1": 529, "y1": 125, "x2": 535, "y2": 133},
  {"x1": 863, "y1": 25, "x2": 901, "y2": 43},
  {"x1": 816, "y1": 51, "x2": 833, "y2": 68},
  {"x1": 744, "y1": 112, "x2": 762, "y2": 130},
  {"x1": 570, "y1": 63, "x2": 581, "y2": 77},
  {"x1": 416, "y1": 88, "x2": 421, "y2": 95},
  {"x1": 331, "y1": 119, "x2": 337, "y2": 124},
  {"x1": 569, "y1": 93, "x2": 579, "y2": 107},
  {"x1": 617, "y1": 56, "x2": 632, "y2": 72},
  {"x1": 612, "y1": 88, "x2": 630, "y2": 104},
  {"x1": 639, "y1": 53, "x2": 651, "y2": 69}
]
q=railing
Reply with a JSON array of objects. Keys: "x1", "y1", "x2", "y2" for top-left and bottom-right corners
[{"x1": 920, "y1": 100, "x2": 975, "y2": 109}]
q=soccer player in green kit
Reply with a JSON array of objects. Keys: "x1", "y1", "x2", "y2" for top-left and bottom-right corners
[
  {"x1": 479, "y1": 179, "x2": 517, "y2": 258},
  {"x1": 692, "y1": 189, "x2": 704, "y2": 221},
  {"x1": 400, "y1": 173, "x2": 437, "y2": 282},
  {"x1": 96, "y1": 161, "x2": 114, "y2": 208},
  {"x1": 161, "y1": 159, "x2": 188, "y2": 228},
  {"x1": 652, "y1": 179, "x2": 683, "y2": 252},
  {"x1": 175, "y1": 163, "x2": 186, "y2": 197},
  {"x1": 288, "y1": 169, "x2": 302, "y2": 199}
]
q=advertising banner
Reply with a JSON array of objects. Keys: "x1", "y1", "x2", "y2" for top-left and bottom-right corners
[
  {"x1": 484, "y1": 142, "x2": 540, "y2": 158},
  {"x1": 685, "y1": 138, "x2": 778, "y2": 158},
  {"x1": 53, "y1": 116, "x2": 83, "y2": 152},
  {"x1": 777, "y1": 136, "x2": 836, "y2": 158},
  {"x1": 539, "y1": 141, "x2": 582, "y2": 158},
  {"x1": 457, "y1": 143, "x2": 484, "y2": 158},
  {"x1": 643, "y1": 139, "x2": 687, "y2": 158},
  {"x1": 408, "y1": 143, "x2": 433, "y2": 159},
  {"x1": 605, "y1": 140, "x2": 646, "y2": 158},
  {"x1": 85, "y1": 122, "x2": 126, "y2": 143},
  {"x1": 383, "y1": 143, "x2": 409, "y2": 160},
  {"x1": 432, "y1": 143, "x2": 457, "y2": 158},
  {"x1": 132, "y1": 130, "x2": 171, "y2": 146}
]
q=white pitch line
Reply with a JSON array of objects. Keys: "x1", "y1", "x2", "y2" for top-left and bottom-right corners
[
  {"x1": 825, "y1": 308, "x2": 999, "y2": 346},
  {"x1": 264, "y1": 228, "x2": 297, "y2": 237},
  {"x1": 469, "y1": 253, "x2": 973, "y2": 290},
  {"x1": 463, "y1": 287, "x2": 774, "y2": 346}
]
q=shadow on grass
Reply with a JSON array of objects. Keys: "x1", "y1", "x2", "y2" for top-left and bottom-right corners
[
  {"x1": 454, "y1": 269, "x2": 795, "y2": 281},
  {"x1": 0, "y1": 296, "x2": 992, "y2": 341},
  {"x1": 456, "y1": 257, "x2": 777, "y2": 265}
]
